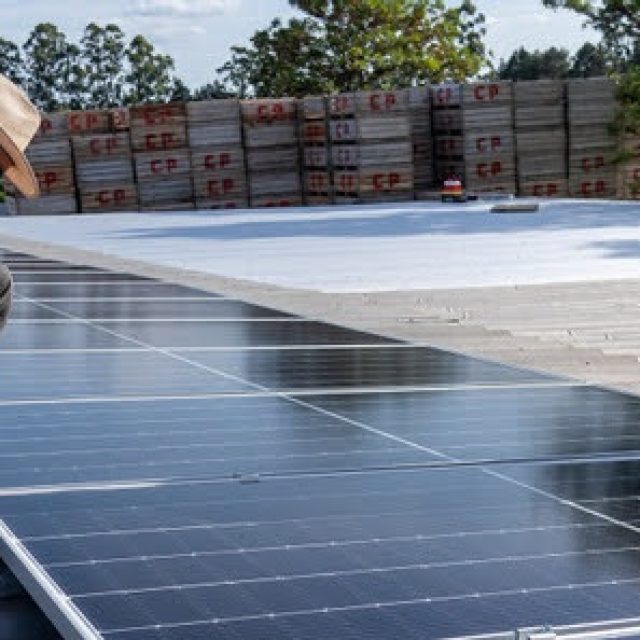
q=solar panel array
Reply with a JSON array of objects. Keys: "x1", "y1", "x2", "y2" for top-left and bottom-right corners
[{"x1": 1, "y1": 248, "x2": 640, "y2": 639}]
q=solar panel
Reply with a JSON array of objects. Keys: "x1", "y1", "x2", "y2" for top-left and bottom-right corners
[{"x1": 0, "y1": 250, "x2": 639, "y2": 640}]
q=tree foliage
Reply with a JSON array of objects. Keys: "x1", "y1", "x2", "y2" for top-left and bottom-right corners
[
  {"x1": 125, "y1": 35, "x2": 175, "y2": 104},
  {"x1": 497, "y1": 43, "x2": 614, "y2": 81},
  {"x1": 498, "y1": 47, "x2": 571, "y2": 81},
  {"x1": 81, "y1": 23, "x2": 126, "y2": 107},
  {"x1": 543, "y1": 0, "x2": 640, "y2": 61},
  {"x1": 0, "y1": 22, "x2": 182, "y2": 110},
  {"x1": 218, "y1": 0, "x2": 489, "y2": 97}
]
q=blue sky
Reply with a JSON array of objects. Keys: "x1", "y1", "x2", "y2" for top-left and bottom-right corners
[{"x1": 0, "y1": 0, "x2": 598, "y2": 88}]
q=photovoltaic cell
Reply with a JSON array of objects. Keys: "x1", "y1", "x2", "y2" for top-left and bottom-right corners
[{"x1": 0, "y1": 251, "x2": 639, "y2": 640}]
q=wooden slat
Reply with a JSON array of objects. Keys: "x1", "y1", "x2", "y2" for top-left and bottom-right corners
[
  {"x1": 134, "y1": 149, "x2": 191, "y2": 180},
  {"x1": 130, "y1": 124, "x2": 188, "y2": 153},
  {"x1": 355, "y1": 89, "x2": 410, "y2": 116},
  {"x1": 130, "y1": 103, "x2": 187, "y2": 128},
  {"x1": 35, "y1": 113, "x2": 69, "y2": 139},
  {"x1": 79, "y1": 184, "x2": 138, "y2": 213},
  {"x1": 190, "y1": 146, "x2": 245, "y2": 174},
  {"x1": 75, "y1": 159, "x2": 135, "y2": 187},
  {"x1": 67, "y1": 110, "x2": 111, "y2": 135},
  {"x1": 72, "y1": 133, "x2": 131, "y2": 161},
  {"x1": 328, "y1": 94, "x2": 356, "y2": 116},
  {"x1": 188, "y1": 123, "x2": 242, "y2": 147},
  {"x1": 246, "y1": 146, "x2": 299, "y2": 172},
  {"x1": 111, "y1": 108, "x2": 130, "y2": 131},
  {"x1": 250, "y1": 194, "x2": 303, "y2": 208},
  {"x1": 193, "y1": 171, "x2": 247, "y2": 200},
  {"x1": 6, "y1": 194, "x2": 77, "y2": 215},
  {"x1": 518, "y1": 178, "x2": 568, "y2": 198},
  {"x1": 432, "y1": 84, "x2": 462, "y2": 108},
  {"x1": 186, "y1": 99, "x2": 241, "y2": 125},
  {"x1": 243, "y1": 122, "x2": 298, "y2": 148},
  {"x1": 514, "y1": 80, "x2": 565, "y2": 105},
  {"x1": 248, "y1": 171, "x2": 301, "y2": 198},
  {"x1": 462, "y1": 81, "x2": 513, "y2": 107},
  {"x1": 300, "y1": 96, "x2": 326, "y2": 120},
  {"x1": 241, "y1": 99, "x2": 297, "y2": 125},
  {"x1": 303, "y1": 171, "x2": 331, "y2": 195},
  {"x1": 137, "y1": 174, "x2": 194, "y2": 207},
  {"x1": 303, "y1": 146, "x2": 329, "y2": 168},
  {"x1": 26, "y1": 139, "x2": 72, "y2": 165},
  {"x1": 34, "y1": 166, "x2": 75, "y2": 195}
]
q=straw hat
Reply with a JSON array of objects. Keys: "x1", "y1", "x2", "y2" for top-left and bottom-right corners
[{"x1": 0, "y1": 75, "x2": 40, "y2": 198}]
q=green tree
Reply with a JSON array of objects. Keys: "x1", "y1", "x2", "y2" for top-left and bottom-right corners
[
  {"x1": 193, "y1": 80, "x2": 235, "y2": 100},
  {"x1": 219, "y1": 0, "x2": 488, "y2": 96},
  {"x1": 23, "y1": 23, "x2": 76, "y2": 111},
  {"x1": 569, "y1": 42, "x2": 610, "y2": 77},
  {"x1": 125, "y1": 35, "x2": 175, "y2": 104},
  {"x1": 170, "y1": 77, "x2": 191, "y2": 102},
  {"x1": 81, "y1": 23, "x2": 126, "y2": 107},
  {"x1": 218, "y1": 18, "x2": 331, "y2": 97},
  {"x1": 498, "y1": 46, "x2": 571, "y2": 80},
  {"x1": 0, "y1": 38, "x2": 25, "y2": 87},
  {"x1": 543, "y1": 0, "x2": 640, "y2": 61},
  {"x1": 61, "y1": 42, "x2": 86, "y2": 109}
]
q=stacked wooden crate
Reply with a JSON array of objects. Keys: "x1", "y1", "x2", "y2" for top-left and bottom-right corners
[
  {"x1": 70, "y1": 109, "x2": 138, "y2": 213},
  {"x1": 567, "y1": 77, "x2": 617, "y2": 199},
  {"x1": 188, "y1": 99, "x2": 248, "y2": 210},
  {"x1": 6, "y1": 112, "x2": 78, "y2": 215},
  {"x1": 433, "y1": 82, "x2": 516, "y2": 195},
  {"x1": 410, "y1": 86, "x2": 435, "y2": 197},
  {"x1": 329, "y1": 90, "x2": 415, "y2": 203},
  {"x1": 300, "y1": 96, "x2": 332, "y2": 205},
  {"x1": 242, "y1": 99, "x2": 302, "y2": 207},
  {"x1": 617, "y1": 135, "x2": 640, "y2": 200},
  {"x1": 131, "y1": 103, "x2": 194, "y2": 211},
  {"x1": 329, "y1": 93, "x2": 359, "y2": 203},
  {"x1": 356, "y1": 89, "x2": 414, "y2": 203},
  {"x1": 515, "y1": 80, "x2": 568, "y2": 197}
]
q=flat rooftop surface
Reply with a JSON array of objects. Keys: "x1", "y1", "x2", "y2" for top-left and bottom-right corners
[
  {"x1": 2, "y1": 249, "x2": 640, "y2": 639},
  {"x1": 2, "y1": 199, "x2": 640, "y2": 291}
]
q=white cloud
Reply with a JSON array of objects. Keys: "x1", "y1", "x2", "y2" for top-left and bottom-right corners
[{"x1": 131, "y1": 0, "x2": 240, "y2": 17}]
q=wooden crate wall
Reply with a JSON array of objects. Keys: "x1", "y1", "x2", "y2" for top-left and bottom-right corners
[
  {"x1": 300, "y1": 96, "x2": 332, "y2": 205},
  {"x1": 567, "y1": 77, "x2": 617, "y2": 199},
  {"x1": 187, "y1": 99, "x2": 247, "y2": 210},
  {"x1": 6, "y1": 112, "x2": 78, "y2": 215},
  {"x1": 433, "y1": 81, "x2": 516, "y2": 195},
  {"x1": 409, "y1": 86, "x2": 434, "y2": 197},
  {"x1": 70, "y1": 109, "x2": 138, "y2": 213},
  {"x1": 242, "y1": 99, "x2": 302, "y2": 208},
  {"x1": 130, "y1": 103, "x2": 194, "y2": 211},
  {"x1": 515, "y1": 80, "x2": 568, "y2": 198}
]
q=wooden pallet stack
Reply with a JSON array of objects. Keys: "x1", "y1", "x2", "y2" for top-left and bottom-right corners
[
  {"x1": 329, "y1": 93, "x2": 359, "y2": 203},
  {"x1": 567, "y1": 77, "x2": 618, "y2": 199},
  {"x1": 70, "y1": 109, "x2": 138, "y2": 213},
  {"x1": 410, "y1": 86, "x2": 435, "y2": 197},
  {"x1": 329, "y1": 90, "x2": 414, "y2": 203},
  {"x1": 6, "y1": 112, "x2": 78, "y2": 215},
  {"x1": 356, "y1": 89, "x2": 414, "y2": 203},
  {"x1": 188, "y1": 99, "x2": 248, "y2": 210},
  {"x1": 300, "y1": 96, "x2": 332, "y2": 205},
  {"x1": 242, "y1": 99, "x2": 302, "y2": 208},
  {"x1": 515, "y1": 80, "x2": 568, "y2": 197},
  {"x1": 433, "y1": 81, "x2": 516, "y2": 195},
  {"x1": 131, "y1": 103, "x2": 194, "y2": 211}
]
